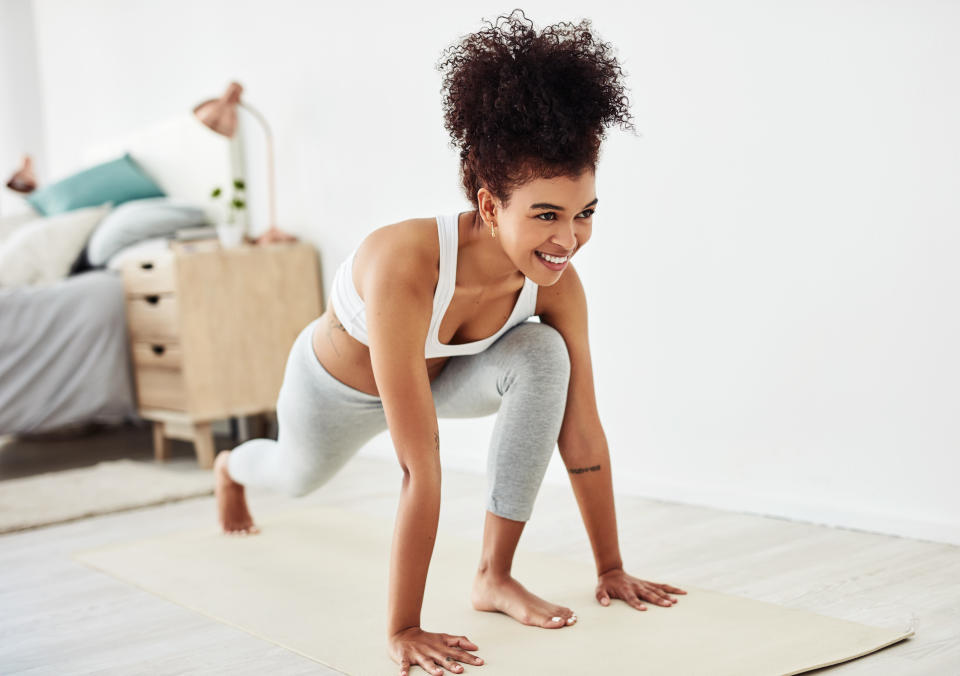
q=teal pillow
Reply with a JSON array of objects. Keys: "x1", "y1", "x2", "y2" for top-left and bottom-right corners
[{"x1": 27, "y1": 153, "x2": 165, "y2": 216}]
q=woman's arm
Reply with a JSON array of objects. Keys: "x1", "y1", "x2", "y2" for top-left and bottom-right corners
[
  {"x1": 364, "y1": 244, "x2": 443, "y2": 636},
  {"x1": 540, "y1": 264, "x2": 686, "y2": 610},
  {"x1": 538, "y1": 263, "x2": 623, "y2": 575}
]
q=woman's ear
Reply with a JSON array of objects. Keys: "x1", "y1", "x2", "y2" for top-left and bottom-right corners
[{"x1": 476, "y1": 188, "x2": 499, "y2": 226}]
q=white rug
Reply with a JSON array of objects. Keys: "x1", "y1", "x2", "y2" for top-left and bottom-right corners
[
  {"x1": 73, "y1": 504, "x2": 915, "y2": 675},
  {"x1": 0, "y1": 459, "x2": 213, "y2": 534}
]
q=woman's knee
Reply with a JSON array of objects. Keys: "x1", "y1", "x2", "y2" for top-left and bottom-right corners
[
  {"x1": 279, "y1": 461, "x2": 336, "y2": 497},
  {"x1": 267, "y1": 437, "x2": 351, "y2": 497},
  {"x1": 500, "y1": 322, "x2": 571, "y2": 385}
]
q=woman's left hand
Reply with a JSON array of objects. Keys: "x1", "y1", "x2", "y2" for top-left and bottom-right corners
[{"x1": 595, "y1": 568, "x2": 687, "y2": 610}]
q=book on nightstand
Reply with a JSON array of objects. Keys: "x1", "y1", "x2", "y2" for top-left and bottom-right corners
[{"x1": 175, "y1": 225, "x2": 217, "y2": 240}]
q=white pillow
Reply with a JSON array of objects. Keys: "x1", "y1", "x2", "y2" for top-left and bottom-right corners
[
  {"x1": 105, "y1": 236, "x2": 172, "y2": 272},
  {"x1": 87, "y1": 196, "x2": 206, "y2": 266},
  {"x1": 0, "y1": 208, "x2": 41, "y2": 247},
  {"x1": 0, "y1": 203, "x2": 113, "y2": 288}
]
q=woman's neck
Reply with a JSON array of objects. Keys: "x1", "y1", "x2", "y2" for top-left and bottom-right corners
[{"x1": 456, "y1": 210, "x2": 525, "y2": 291}]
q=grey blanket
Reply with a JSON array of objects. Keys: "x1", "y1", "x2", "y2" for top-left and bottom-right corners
[{"x1": 0, "y1": 271, "x2": 140, "y2": 435}]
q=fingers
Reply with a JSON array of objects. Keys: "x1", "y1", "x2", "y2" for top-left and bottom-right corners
[
  {"x1": 432, "y1": 651, "x2": 477, "y2": 673},
  {"x1": 441, "y1": 635, "x2": 483, "y2": 665},
  {"x1": 444, "y1": 634, "x2": 479, "y2": 652},
  {"x1": 448, "y1": 647, "x2": 484, "y2": 667},
  {"x1": 624, "y1": 589, "x2": 648, "y2": 611},
  {"x1": 414, "y1": 652, "x2": 444, "y2": 676},
  {"x1": 400, "y1": 657, "x2": 410, "y2": 676},
  {"x1": 439, "y1": 654, "x2": 463, "y2": 674},
  {"x1": 599, "y1": 585, "x2": 668, "y2": 610},
  {"x1": 640, "y1": 586, "x2": 676, "y2": 606},
  {"x1": 657, "y1": 583, "x2": 688, "y2": 594},
  {"x1": 427, "y1": 651, "x2": 473, "y2": 674},
  {"x1": 598, "y1": 588, "x2": 628, "y2": 608}
]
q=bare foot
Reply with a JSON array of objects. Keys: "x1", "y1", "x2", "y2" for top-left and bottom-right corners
[
  {"x1": 214, "y1": 450, "x2": 260, "y2": 535},
  {"x1": 471, "y1": 570, "x2": 577, "y2": 628}
]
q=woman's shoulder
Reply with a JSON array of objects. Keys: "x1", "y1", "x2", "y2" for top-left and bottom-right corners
[{"x1": 352, "y1": 216, "x2": 441, "y2": 300}]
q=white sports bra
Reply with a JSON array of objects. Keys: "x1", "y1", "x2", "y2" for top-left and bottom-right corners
[{"x1": 329, "y1": 211, "x2": 538, "y2": 358}]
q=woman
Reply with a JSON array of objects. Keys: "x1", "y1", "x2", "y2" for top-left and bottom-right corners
[{"x1": 214, "y1": 10, "x2": 686, "y2": 676}]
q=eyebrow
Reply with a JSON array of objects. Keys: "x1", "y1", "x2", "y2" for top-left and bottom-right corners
[{"x1": 529, "y1": 198, "x2": 599, "y2": 211}]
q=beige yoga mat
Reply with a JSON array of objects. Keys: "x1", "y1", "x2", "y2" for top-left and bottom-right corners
[{"x1": 73, "y1": 504, "x2": 913, "y2": 675}]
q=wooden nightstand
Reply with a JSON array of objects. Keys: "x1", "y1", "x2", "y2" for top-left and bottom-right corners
[{"x1": 120, "y1": 238, "x2": 322, "y2": 468}]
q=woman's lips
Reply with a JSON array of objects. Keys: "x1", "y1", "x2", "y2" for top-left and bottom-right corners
[{"x1": 536, "y1": 250, "x2": 569, "y2": 270}]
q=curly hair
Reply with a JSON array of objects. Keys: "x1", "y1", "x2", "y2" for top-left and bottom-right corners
[{"x1": 436, "y1": 8, "x2": 635, "y2": 223}]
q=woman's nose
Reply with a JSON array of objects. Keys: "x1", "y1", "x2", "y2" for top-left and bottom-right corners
[{"x1": 552, "y1": 221, "x2": 578, "y2": 251}]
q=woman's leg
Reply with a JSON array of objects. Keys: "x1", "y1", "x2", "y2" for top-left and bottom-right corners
[
  {"x1": 217, "y1": 319, "x2": 388, "y2": 532},
  {"x1": 429, "y1": 320, "x2": 578, "y2": 628},
  {"x1": 430, "y1": 320, "x2": 571, "y2": 522}
]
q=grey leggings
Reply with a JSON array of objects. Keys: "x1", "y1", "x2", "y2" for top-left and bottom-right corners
[{"x1": 227, "y1": 317, "x2": 571, "y2": 522}]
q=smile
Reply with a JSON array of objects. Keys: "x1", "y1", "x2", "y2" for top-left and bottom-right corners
[{"x1": 536, "y1": 250, "x2": 569, "y2": 270}]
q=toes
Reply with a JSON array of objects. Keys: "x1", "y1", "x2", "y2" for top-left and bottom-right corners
[{"x1": 222, "y1": 526, "x2": 249, "y2": 536}]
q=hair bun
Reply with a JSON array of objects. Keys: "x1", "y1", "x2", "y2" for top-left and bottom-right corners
[{"x1": 436, "y1": 9, "x2": 636, "y2": 209}]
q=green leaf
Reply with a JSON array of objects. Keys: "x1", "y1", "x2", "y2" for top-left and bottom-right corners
[
  {"x1": 211, "y1": 187, "x2": 222, "y2": 198},
  {"x1": 232, "y1": 198, "x2": 246, "y2": 210},
  {"x1": 233, "y1": 178, "x2": 246, "y2": 190}
]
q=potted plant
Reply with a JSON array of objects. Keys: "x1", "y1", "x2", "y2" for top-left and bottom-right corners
[{"x1": 211, "y1": 178, "x2": 247, "y2": 248}]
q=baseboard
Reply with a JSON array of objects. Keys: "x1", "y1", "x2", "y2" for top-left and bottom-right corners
[{"x1": 603, "y1": 466, "x2": 960, "y2": 547}]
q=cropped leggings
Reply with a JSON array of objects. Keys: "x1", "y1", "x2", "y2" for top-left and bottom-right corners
[{"x1": 227, "y1": 317, "x2": 572, "y2": 522}]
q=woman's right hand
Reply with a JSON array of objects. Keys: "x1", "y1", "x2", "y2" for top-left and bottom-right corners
[{"x1": 388, "y1": 626, "x2": 484, "y2": 676}]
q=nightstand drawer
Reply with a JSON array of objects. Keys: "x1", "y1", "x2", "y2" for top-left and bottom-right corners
[
  {"x1": 122, "y1": 253, "x2": 176, "y2": 295},
  {"x1": 132, "y1": 341, "x2": 183, "y2": 370},
  {"x1": 127, "y1": 295, "x2": 179, "y2": 340},
  {"x1": 134, "y1": 366, "x2": 187, "y2": 411}
]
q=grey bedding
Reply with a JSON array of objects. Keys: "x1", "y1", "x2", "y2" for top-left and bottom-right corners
[{"x1": 0, "y1": 270, "x2": 140, "y2": 435}]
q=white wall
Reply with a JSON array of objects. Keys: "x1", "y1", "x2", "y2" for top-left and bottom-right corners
[
  {"x1": 0, "y1": 0, "x2": 46, "y2": 216},
  {"x1": 25, "y1": 0, "x2": 960, "y2": 544}
]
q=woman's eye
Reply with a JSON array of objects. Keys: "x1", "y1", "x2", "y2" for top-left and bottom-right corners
[{"x1": 535, "y1": 209, "x2": 595, "y2": 221}]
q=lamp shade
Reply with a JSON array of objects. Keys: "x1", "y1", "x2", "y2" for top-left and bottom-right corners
[
  {"x1": 6, "y1": 155, "x2": 37, "y2": 193},
  {"x1": 193, "y1": 82, "x2": 243, "y2": 138}
]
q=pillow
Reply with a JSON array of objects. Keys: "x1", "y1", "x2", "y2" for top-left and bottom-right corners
[
  {"x1": 0, "y1": 208, "x2": 41, "y2": 247},
  {"x1": 26, "y1": 153, "x2": 165, "y2": 216},
  {"x1": 0, "y1": 204, "x2": 113, "y2": 288},
  {"x1": 105, "y1": 236, "x2": 173, "y2": 272},
  {"x1": 86, "y1": 197, "x2": 207, "y2": 266}
]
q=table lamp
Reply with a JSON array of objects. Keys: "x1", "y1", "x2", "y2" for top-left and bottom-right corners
[
  {"x1": 5, "y1": 155, "x2": 37, "y2": 193},
  {"x1": 193, "y1": 82, "x2": 296, "y2": 245}
]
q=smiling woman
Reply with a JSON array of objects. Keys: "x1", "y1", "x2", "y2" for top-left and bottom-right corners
[{"x1": 213, "y1": 9, "x2": 685, "y2": 676}]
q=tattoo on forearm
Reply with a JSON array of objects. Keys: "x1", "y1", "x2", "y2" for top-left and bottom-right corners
[
  {"x1": 326, "y1": 316, "x2": 346, "y2": 357},
  {"x1": 568, "y1": 464, "x2": 602, "y2": 474},
  {"x1": 434, "y1": 430, "x2": 439, "y2": 453}
]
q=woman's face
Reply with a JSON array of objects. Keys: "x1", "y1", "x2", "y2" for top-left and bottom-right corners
[{"x1": 480, "y1": 170, "x2": 597, "y2": 285}]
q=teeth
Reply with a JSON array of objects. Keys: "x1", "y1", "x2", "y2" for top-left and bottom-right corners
[{"x1": 537, "y1": 251, "x2": 568, "y2": 264}]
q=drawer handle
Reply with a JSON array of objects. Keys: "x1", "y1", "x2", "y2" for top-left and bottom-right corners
[
  {"x1": 145, "y1": 294, "x2": 160, "y2": 304},
  {"x1": 140, "y1": 262, "x2": 154, "y2": 270},
  {"x1": 151, "y1": 345, "x2": 166, "y2": 356}
]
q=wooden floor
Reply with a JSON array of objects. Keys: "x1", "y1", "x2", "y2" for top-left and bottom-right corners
[{"x1": 1, "y1": 423, "x2": 957, "y2": 675}]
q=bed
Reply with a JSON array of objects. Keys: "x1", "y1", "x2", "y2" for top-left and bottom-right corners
[
  {"x1": 0, "y1": 269, "x2": 136, "y2": 434},
  {"x1": 0, "y1": 111, "x2": 242, "y2": 437}
]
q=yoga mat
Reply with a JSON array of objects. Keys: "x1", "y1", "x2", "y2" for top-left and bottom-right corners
[{"x1": 73, "y1": 505, "x2": 913, "y2": 675}]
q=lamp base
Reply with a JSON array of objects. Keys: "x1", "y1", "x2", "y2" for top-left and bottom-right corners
[{"x1": 253, "y1": 225, "x2": 298, "y2": 246}]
